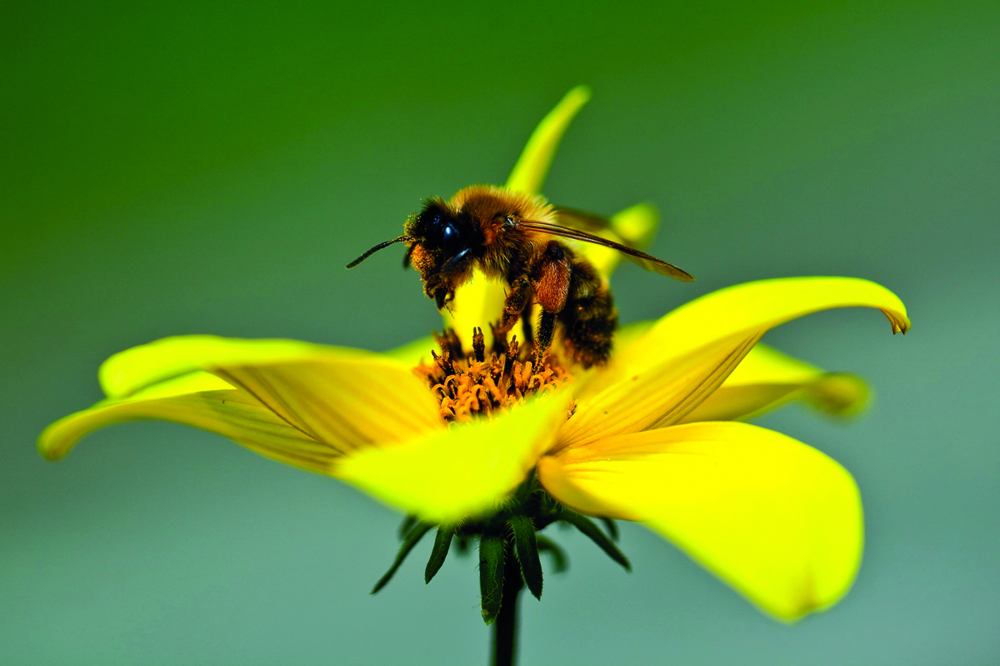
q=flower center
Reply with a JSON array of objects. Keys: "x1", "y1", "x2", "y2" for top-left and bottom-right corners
[{"x1": 414, "y1": 327, "x2": 573, "y2": 421}]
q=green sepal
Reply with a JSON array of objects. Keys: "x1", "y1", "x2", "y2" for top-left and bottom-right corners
[
  {"x1": 536, "y1": 535, "x2": 568, "y2": 573},
  {"x1": 560, "y1": 510, "x2": 631, "y2": 571},
  {"x1": 509, "y1": 516, "x2": 544, "y2": 600},
  {"x1": 397, "y1": 514, "x2": 418, "y2": 540},
  {"x1": 371, "y1": 522, "x2": 433, "y2": 594},
  {"x1": 478, "y1": 533, "x2": 506, "y2": 625},
  {"x1": 601, "y1": 517, "x2": 619, "y2": 541},
  {"x1": 424, "y1": 525, "x2": 454, "y2": 584}
]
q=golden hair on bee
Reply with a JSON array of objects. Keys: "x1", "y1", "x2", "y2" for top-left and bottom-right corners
[{"x1": 347, "y1": 185, "x2": 693, "y2": 368}]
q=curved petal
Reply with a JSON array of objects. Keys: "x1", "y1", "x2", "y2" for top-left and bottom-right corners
[
  {"x1": 680, "y1": 343, "x2": 869, "y2": 423},
  {"x1": 614, "y1": 276, "x2": 909, "y2": 382},
  {"x1": 568, "y1": 320, "x2": 655, "y2": 395},
  {"x1": 556, "y1": 332, "x2": 762, "y2": 450},
  {"x1": 538, "y1": 422, "x2": 863, "y2": 621},
  {"x1": 335, "y1": 391, "x2": 572, "y2": 523},
  {"x1": 505, "y1": 85, "x2": 591, "y2": 196},
  {"x1": 611, "y1": 319, "x2": 655, "y2": 351},
  {"x1": 561, "y1": 277, "x2": 908, "y2": 448},
  {"x1": 100, "y1": 335, "x2": 368, "y2": 399},
  {"x1": 211, "y1": 355, "x2": 444, "y2": 453},
  {"x1": 38, "y1": 372, "x2": 333, "y2": 473},
  {"x1": 43, "y1": 349, "x2": 445, "y2": 473},
  {"x1": 383, "y1": 336, "x2": 436, "y2": 367}
]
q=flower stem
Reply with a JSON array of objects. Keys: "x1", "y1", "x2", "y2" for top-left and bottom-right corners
[{"x1": 491, "y1": 542, "x2": 524, "y2": 666}]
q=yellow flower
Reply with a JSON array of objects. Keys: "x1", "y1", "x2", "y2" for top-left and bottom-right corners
[{"x1": 38, "y1": 87, "x2": 910, "y2": 623}]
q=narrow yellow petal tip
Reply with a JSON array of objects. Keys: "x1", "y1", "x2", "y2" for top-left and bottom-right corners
[
  {"x1": 584, "y1": 203, "x2": 662, "y2": 279},
  {"x1": 883, "y1": 308, "x2": 911, "y2": 334},
  {"x1": 676, "y1": 343, "x2": 871, "y2": 423},
  {"x1": 37, "y1": 372, "x2": 233, "y2": 461},
  {"x1": 611, "y1": 202, "x2": 658, "y2": 248},
  {"x1": 37, "y1": 421, "x2": 68, "y2": 461},
  {"x1": 809, "y1": 373, "x2": 870, "y2": 417},
  {"x1": 505, "y1": 85, "x2": 593, "y2": 196}
]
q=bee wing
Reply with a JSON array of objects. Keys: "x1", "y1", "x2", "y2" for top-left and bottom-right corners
[
  {"x1": 518, "y1": 220, "x2": 695, "y2": 282},
  {"x1": 553, "y1": 206, "x2": 614, "y2": 233}
]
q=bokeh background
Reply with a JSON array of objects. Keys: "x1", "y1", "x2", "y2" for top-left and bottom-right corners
[{"x1": 2, "y1": 1, "x2": 998, "y2": 663}]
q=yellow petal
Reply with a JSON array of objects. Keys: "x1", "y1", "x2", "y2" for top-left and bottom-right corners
[
  {"x1": 556, "y1": 332, "x2": 762, "y2": 450},
  {"x1": 383, "y1": 336, "x2": 436, "y2": 366},
  {"x1": 615, "y1": 276, "x2": 909, "y2": 381},
  {"x1": 538, "y1": 422, "x2": 863, "y2": 621},
  {"x1": 610, "y1": 203, "x2": 658, "y2": 249},
  {"x1": 570, "y1": 320, "x2": 654, "y2": 396},
  {"x1": 335, "y1": 391, "x2": 571, "y2": 523},
  {"x1": 505, "y1": 85, "x2": 592, "y2": 196},
  {"x1": 561, "y1": 277, "x2": 908, "y2": 447},
  {"x1": 442, "y1": 271, "x2": 508, "y2": 349},
  {"x1": 100, "y1": 335, "x2": 362, "y2": 399},
  {"x1": 612, "y1": 319, "x2": 655, "y2": 350},
  {"x1": 212, "y1": 355, "x2": 444, "y2": 454},
  {"x1": 38, "y1": 372, "x2": 332, "y2": 473},
  {"x1": 680, "y1": 343, "x2": 869, "y2": 422},
  {"x1": 45, "y1": 346, "x2": 445, "y2": 474}
]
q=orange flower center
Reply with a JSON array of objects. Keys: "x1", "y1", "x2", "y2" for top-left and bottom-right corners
[{"x1": 414, "y1": 327, "x2": 572, "y2": 422}]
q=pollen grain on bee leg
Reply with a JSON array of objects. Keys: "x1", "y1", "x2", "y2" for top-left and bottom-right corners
[{"x1": 414, "y1": 328, "x2": 573, "y2": 422}]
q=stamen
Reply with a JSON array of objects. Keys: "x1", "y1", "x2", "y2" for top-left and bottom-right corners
[
  {"x1": 414, "y1": 328, "x2": 573, "y2": 422},
  {"x1": 472, "y1": 327, "x2": 486, "y2": 363}
]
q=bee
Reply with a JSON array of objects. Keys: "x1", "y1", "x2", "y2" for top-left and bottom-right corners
[{"x1": 347, "y1": 185, "x2": 694, "y2": 367}]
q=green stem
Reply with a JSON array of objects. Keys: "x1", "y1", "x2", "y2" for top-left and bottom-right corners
[{"x1": 491, "y1": 542, "x2": 524, "y2": 666}]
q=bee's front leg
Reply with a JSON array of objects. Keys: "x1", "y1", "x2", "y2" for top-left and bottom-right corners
[{"x1": 497, "y1": 277, "x2": 533, "y2": 336}]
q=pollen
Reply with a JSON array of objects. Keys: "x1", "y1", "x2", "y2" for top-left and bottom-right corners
[{"x1": 414, "y1": 327, "x2": 572, "y2": 422}]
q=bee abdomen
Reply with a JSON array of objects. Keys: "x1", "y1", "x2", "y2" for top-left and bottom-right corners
[{"x1": 558, "y1": 258, "x2": 617, "y2": 368}]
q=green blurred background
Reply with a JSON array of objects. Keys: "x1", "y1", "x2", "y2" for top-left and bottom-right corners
[{"x1": 2, "y1": 1, "x2": 997, "y2": 663}]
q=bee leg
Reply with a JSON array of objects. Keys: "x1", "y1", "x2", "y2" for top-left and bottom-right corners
[
  {"x1": 532, "y1": 242, "x2": 572, "y2": 364},
  {"x1": 498, "y1": 278, "x2": 533, "y2": 337},
  {"x1": 534, "y1": 311, "x2": 557, "y2": 365}
]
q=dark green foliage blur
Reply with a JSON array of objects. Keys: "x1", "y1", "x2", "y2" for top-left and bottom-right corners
[{"x1": 2, "y1": 1, "x2": 997, "y2": 664}]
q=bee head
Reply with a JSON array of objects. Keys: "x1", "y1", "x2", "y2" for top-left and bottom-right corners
[{"x1": 404, "y1": 200, "x2": 482, "y2": 310}]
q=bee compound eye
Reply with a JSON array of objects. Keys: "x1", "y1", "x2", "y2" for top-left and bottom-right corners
[{"x1": 441, "y1": 223, "x2": 459, "y2": 252}]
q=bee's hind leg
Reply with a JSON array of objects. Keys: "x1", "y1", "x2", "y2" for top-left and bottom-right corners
[
  {"x1": 532, "y1": 241, "x2": 572, "y2": 367},
  {"x1": 534, "y1": 310, "x2": 556, "y2": 366}
]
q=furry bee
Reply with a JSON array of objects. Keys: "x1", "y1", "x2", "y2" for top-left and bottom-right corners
[{"x1": 347, "y1": 185, "x2": 694, "y2": 367}]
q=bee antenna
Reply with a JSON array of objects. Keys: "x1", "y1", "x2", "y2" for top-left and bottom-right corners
[{"x1": 346, "y1": 236, "x2": 413, "y2": 269}]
